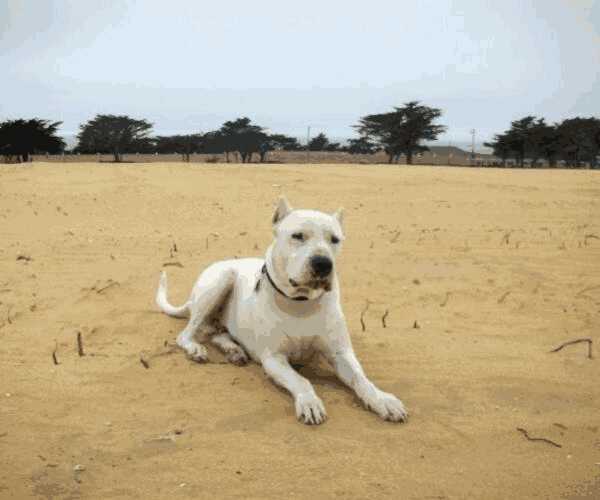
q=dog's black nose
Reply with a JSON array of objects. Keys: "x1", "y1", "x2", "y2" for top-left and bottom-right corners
[{"x1": 310, "y1": 255, "x2": 333, "y2": 277}]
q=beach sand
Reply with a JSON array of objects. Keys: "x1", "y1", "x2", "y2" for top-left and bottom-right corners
[{"x1": 1, "y1": 162, "x2": 599, "y2": 499}]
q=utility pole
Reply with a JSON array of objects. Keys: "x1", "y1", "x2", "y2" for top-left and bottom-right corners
[
  {"x1": 306, "y1": 126, "x2": 311, "y2": 164},
  {"x1": 470, "y1": 129, "x2": 476, "y2": 166}
]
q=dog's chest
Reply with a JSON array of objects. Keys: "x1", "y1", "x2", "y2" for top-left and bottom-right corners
[{"x1": 280, "y1": 334, "x2": 318, "y2": 362}]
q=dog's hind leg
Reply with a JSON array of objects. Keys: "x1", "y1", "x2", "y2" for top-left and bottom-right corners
[
  {"x1": 177, "y1": 266, "x2": 235, "y2": 363},
  {"x1": 210, "y1": 332, "x2": 249, "y2": 366}
]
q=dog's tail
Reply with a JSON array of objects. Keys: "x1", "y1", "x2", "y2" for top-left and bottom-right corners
[{"x1": 156, "y1": 270, "x2": 190, "y2": 318}]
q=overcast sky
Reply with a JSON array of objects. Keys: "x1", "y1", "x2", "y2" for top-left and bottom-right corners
[{"x1": 1, "y1": 0, "x2": 599, "y2": 148}]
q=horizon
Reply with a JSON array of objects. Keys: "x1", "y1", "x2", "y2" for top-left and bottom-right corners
[{"x1": 1, "y1": 1, "x2": 599, "y2": 151}]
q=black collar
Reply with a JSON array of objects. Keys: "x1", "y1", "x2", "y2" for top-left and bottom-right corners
[{"x1": 261, "y1": 264, "x2": 308, "y2": 301}]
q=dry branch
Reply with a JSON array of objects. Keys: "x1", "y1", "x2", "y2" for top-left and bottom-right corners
[
  {"x1": 549, "y1": 338, "x2": 593, "y2": 359},
  {"x1": 76, "y1": 331, "x2": 85, "y2": 356},
  {"x1": 163, "y1": 262, "x2": 184, "y2": 268},
  {"x1": 381, "y1": 309, "x2": 389, "y2": 328},
  {"x1": 584, "y1": 233, "x2": 599, "y2": 246},
  {"x1": 52, "y1": 342, "x2": 59, "y2": 365},
  {"x1": 575, "y1": 285, "x2": 600, "y2": 298},
  {"x1": 360, "y1": 301, "x2": 370, "y2": 332},
  {"x1": 94, "y1": 280, "x2": 119, "y2": 294},
  {"x1": 516, "y1": 427, "x2": 562, "y2": 448},
  {"x1": 140, "y1": 356, "x2": 150, "y2": 369}
]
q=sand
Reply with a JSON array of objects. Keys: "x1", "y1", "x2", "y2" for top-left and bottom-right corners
[{"x1": 1, "y1": 162, "x2": 599, "y2": 499}]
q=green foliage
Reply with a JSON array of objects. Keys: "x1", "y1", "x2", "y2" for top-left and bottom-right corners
[
  {"x1": 356, "y1": 101, "x2": 446, "y2": 164},
  {"x1": 0, "y1": 118, "x2": 65, "y2": 162},
  {"x1": 265, "y1": 134, "x2": 302, "y2": 151},
  {"x1": 154, "y1": 134, "x2": 204, "y2": 160},
  {"x1": 217, "y1": 117, "x2": 267, "y2": 162},
  {"x1": 75, "y1": 114, "x2": 153, "y2": 162},
  {"x1": 486, "y1": 116, "x2": 599, "y2": 167},
  {"x1": 346, "y1": 136, "x2": 377, "y2": 155},
  {"x1": 557, "y1": 117, "x2": 600, "y2": 167}
]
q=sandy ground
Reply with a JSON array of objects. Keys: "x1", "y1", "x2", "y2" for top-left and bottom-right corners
[{"x1": 1, "y1": 162, "x2": 599, "y2": 499}]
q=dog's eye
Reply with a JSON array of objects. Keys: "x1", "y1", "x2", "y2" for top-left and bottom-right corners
[
  {"x1": 331, "y1": 235, "x2": 340, "y2": 244},
  {"x1": 291, "y1": 232, "x2": 305, "y2": 242}
]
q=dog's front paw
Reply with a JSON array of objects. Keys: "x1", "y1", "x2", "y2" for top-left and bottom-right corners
[
  {"x1": 366, "y1": 391, "x2": 408, "y2": 423},
  {"x1": 295, "y1": 392, "x2": 327, "y2": 425},
  {"x1": 227, "y1": 347, "x2": 249, "y2": 366},
  {"x1": 183, "y1": 342, "x2": 209, "y2": 363}
]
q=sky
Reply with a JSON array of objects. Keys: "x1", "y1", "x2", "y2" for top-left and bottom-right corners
[{"x1": 1, "y1": 0, "x2": 599, "y2": 150}]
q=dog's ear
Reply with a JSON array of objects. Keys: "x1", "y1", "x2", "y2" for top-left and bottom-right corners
[
  {"x1": 273, "y1": 196, "x2": 293, "y2": 225},
  {"x1": 332, "y1": 207, "x2": 344, "y2": 227}
]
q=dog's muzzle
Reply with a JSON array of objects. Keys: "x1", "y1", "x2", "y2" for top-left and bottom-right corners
[
  {"x1": 310, "y1": 255, "x2": 333, "y2": 278},
  {"x1": 289, "y1": 255, "x2": 333, "y2": 292}
]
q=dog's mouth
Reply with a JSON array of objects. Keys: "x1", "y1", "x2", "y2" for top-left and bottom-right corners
[{"x1": 289, "y1": 278, "x2": 332, "y2": 292}]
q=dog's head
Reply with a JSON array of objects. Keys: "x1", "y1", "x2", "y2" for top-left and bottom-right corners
[{"x1": 267, "y1": 196, "x2": 344, "y2": 300}]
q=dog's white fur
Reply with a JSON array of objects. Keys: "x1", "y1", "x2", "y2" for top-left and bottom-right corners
[{"x1": 156, "y1": 197, "x2": 407, "y2": 425}]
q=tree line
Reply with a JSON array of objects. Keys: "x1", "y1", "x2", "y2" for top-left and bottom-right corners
[
  {"x1": 484, "y1": 116, "x2": 600, "y2": 168},
  {"x1": 1, "y1": 102, "x2": 599, "y2": 167}
]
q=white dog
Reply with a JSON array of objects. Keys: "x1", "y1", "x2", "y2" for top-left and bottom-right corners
[{"x1": 156, "y1": 197, "x2": 407, "y2": 425}]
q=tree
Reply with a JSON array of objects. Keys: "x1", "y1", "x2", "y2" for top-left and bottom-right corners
[
  {"x1": 0, "y1": 118, "x2": 65, "y2": 163},
  {"x1": 484, "y1": 134, "x2": 512, "y2": 166},
  {"x1": 485, "y1": 116, "x2": 557, "y2": 167},
  {"x1": 504, "y1": 116, "x2": 540, "y2": 167},
  {"x1": 259, "y1": 134, "x2": 302, "y2": 162},
  {"x1": 356, "y1": 101, "x2": 446, "y2": 164},
  {"x1": 557, "y1": 117, "x2": 600, "y2": 168},
  {"x1": 308, "y1": 133, "x2": 330, "y2": 151},
  {"x1": 154, "y1": 133, "x2": 204, "y2": 161},
  {"x1": 266, "y1": 134, "x2": 301, "y2": 151},
  {"x1": 346, "y1": 136, "x2": 377, "y2": 155},
  {"x1": 219, "y1": 117, "x2": 267, "y2": 163},
  {"x1": 532, "y1": 119, "x2": 561, "y2": 167},
  {"x1": 75, "y1": 114, "x2": 153, "y2": 162},
  {"x1": 201, "y1": 131, "x2": 227, "y2": 155}
]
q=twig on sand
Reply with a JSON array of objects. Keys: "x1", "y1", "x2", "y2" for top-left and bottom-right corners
[
  {"x1": 76, "y1": 331, "x2": 85, "y2": 357},
  {"x1": 584, "y1": 233, "x2": 599, "y2": 246},
  {"x1": 381, "y1": 309, "x2": 389, "y2": 328},
  {"x1": 549, "y1": 338, "x2": 593, "y2": 359},
  {"x1": 52, "y1": 342, "x2": 59, "y2": 365},
  {"x1": 163, "y1": 261, "x2": 184, "y2": 268},
  {"x1": 440, "y1": 292, "x2": 451, "y2": 307},
  {"x1": 575, "y1": 285, "x2": 600, "y2": 298},
  {"x1": 7, "y1": 306, "x2": 12, "y2": 324},
  {"x1": 497, "y1": 291, "x2": 511, "y2": 304},
  {"x1": 140, "y1": 356, "x2": 150, "y2": 369},
  {"x1": 94, "y1": 280, "x2": 119, "y2": 294},
  {"x1": 516, "y1": 427, "x2": 562, "y2": 448},
  {"x1": 360, "y1": 301, "x2": 370, "y2": 332}
]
